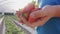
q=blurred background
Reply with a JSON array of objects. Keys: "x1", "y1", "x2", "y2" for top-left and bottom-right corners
[
  {"x1": 0, "y1": 0, "x2": 33, "y2": 15},
  {"x1": 0, "y1": 0, "x2": 40, "y2": 34}
]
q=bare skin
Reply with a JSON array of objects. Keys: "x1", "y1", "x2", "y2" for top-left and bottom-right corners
[{"x1": 20, "y1": 5, "x2": 60, "y2": 28}]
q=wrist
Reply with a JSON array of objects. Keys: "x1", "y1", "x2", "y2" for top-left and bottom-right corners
[
  {"x1": 46, "y1": 6, "x2": 57, "y2": 18},
  {"x1": 52, "y1": 6, "x2": 57, "y2": 17},
  {"x1": 52, "y1": 6, "x2": 60, "y2": 17}
]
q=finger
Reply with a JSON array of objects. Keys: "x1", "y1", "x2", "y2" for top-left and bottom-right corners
[
  {"x1": 19, "y1": 15, "x2": 31, "y2": 24},
  {"x1": 20, "y1": 16, "x2": 35, "y2": 28},
  {"x1": 32, "y1": 16, "x2": 51, "y2": 26},
  {"x1": 30, "y1": 10, "x2": 46, "y2": 18},
  {"x1": 20, "y1": 16, "x2": 28, "y2": 23},
  {"x1": 19, "y1": 14, "x2": 37, "y2": 28}
]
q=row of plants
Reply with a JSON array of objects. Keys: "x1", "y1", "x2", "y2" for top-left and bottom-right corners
[
  {"x1": 11, "y1": 15, "x2": 20, "y2": 21},
  {"x1": 5, "y1": 16, "x2": 26, "y2": 34},
  {"x1": 0, "y1": 15, "x2": 3, "y2": 19}
]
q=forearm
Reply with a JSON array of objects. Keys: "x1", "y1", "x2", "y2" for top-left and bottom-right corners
[{"x1": 53, "y1": 5, "x2": 60, "y2": 17}]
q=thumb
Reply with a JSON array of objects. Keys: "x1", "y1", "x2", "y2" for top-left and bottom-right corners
[{"x1": 30, "y1": 10, "x2": 45, "y2": 18}]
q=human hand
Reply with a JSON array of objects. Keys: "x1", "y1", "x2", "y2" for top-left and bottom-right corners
[
  {"x1": 28, "y1": 5, "x2": 56, "y2": 27},
  {"x1": 19, "y1": 5, "x2": 56, "y2": 28}
]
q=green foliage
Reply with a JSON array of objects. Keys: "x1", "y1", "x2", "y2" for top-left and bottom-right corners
[
  {"x1": 11, "y1": 15, "x2": 20, "y2": 21},
  {"x1": 0, "y1": 15, "x2": 3, "y2": 19},
  {"x1": 5, "y1": 16, "x2": 26, "y2": 34}
]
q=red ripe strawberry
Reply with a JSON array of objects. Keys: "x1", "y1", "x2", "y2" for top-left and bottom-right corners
[
  {"x1": 29, "y1": 8, "x2": 41, "y2": 23},
  {"x1": 22, "y1": 3, "x2": 35, "y2": 20},
  {"x1": 16, "y1": 3, "x2": 41, "y2": 24},
  {"x1": 16, "y1": 3, "x2": 35, "y2": 24}
]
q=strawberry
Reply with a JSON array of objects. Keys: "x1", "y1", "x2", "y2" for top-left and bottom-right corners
[
  {"x1": 19, "y1": 3, "x2": 35, "y2": 24},
  {"x1": 16, "y1": 3, "x2": 41, "y2": 24},
  {"x1": 22, "y1": 3, "x2": 35, "y2": 20}
]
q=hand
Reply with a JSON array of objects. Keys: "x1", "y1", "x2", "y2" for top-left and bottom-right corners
[
  {"x1": 20, "y1": 5, "x2": 56, "y2": 28},
  {"x1": 20, "y1": 16, "x2": 35, "y2": 28},
  {"x1": 29, "y1": 5, "x2": 56, "y2": 27}
]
